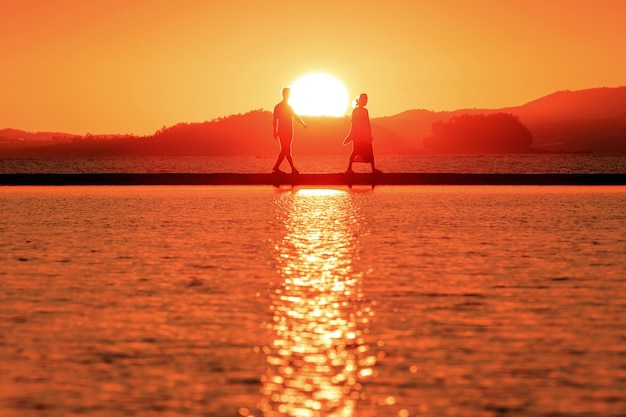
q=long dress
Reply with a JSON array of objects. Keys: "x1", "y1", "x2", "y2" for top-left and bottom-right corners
[{"x1": 344, "y1": 106, "x2": 374, "y2": 163}]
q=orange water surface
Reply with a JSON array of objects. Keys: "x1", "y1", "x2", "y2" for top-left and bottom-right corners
[{"x1": 1, "y1": 185, "x2": 625, "y2": 416}]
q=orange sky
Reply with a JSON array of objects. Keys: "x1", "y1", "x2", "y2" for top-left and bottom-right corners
[{"x1": 1, "y1": 0, "x2": 625, "y2": 135}]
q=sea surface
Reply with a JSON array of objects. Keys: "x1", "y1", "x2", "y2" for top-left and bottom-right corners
[
  {"x1": 1, "y1": 155, "x2": 626, "y2": 417},
  {"x1": 1, "y1": 153, "x2": 626, "y2": 174}
]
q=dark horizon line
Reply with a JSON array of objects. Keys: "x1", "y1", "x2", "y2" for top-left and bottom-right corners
[{"x1": 1, "y1": 173, "x2": 625, "y2": 186}]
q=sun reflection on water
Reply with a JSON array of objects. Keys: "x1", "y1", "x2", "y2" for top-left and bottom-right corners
[{"x1": 261, "y1": 188, "x2": 375, "y2": 417}]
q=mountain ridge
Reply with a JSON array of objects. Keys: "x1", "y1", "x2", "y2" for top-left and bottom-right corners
[{"x1": 2, "y1": 86, "x2": 626, "y2": 155}]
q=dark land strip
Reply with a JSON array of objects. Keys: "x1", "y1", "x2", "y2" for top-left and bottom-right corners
[{"x1": 1, "y1": 173, "x2": 626, "y2": 186}]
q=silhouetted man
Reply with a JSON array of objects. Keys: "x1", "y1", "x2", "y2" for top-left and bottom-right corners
[{"x1": 272, "y1": 87, "x2": 307, "y2": 174}]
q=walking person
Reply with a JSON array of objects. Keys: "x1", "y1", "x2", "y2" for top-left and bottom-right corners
[
  {"x1": 343, "y1": 93, "x2": 381, "y2": 174},
  {"x1": 272, "y1": 87, "x2": 307, "y2": 174}
]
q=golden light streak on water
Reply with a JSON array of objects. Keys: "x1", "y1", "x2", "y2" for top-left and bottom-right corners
[{"x1": 261, "y1": 189, "x2": 375, "y2": 417}]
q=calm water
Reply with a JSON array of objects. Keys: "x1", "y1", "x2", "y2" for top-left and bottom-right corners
[
  {"x1": 1, "y1": 153, "x2": 626, "y2": 174},
  {"x1": 1, "y1": 185, "x2": 626, "y2": 417}
]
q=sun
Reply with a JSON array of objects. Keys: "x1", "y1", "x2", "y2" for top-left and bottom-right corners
[{"x1": 289, "y1": 73, "x2": 349, "y2": 117}]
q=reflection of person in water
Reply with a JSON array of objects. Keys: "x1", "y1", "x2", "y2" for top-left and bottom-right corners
[
  {"x1": 343, "y1": 93, "x2": 382, "y2": 174},
  {"x1": 272, "y1": 87, "x2": 307, "y2": 174}
]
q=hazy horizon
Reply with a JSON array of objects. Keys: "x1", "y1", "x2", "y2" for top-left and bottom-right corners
[
  {"x1": 2, "y1": 1, "x2": 625, "y2": 135},
  {"x1": 3, "y1": 85, "x2": 625, "y2": 138}
]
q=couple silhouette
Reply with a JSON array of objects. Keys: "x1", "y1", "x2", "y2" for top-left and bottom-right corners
[{"x1": 272, "y1": 88, "x2": 381, "y2": 174}]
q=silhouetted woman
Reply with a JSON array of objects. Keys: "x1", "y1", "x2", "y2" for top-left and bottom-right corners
[{"x1": 343, "y1": 93, "x2": 381, "y2": 174}]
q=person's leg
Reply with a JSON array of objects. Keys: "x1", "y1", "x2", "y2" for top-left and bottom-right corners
[
  {"x1": 367, "y1": 144, "x2": 381, "y2": 173},
  {"x1": 346, "y1": 152, "x2": 355, "y2": 173},
  {"x1": 273, "y1": 135, "x2": 291, "y2": 172},
  {"x1": 272, "y1": 151, "x2": 285, "y2": 172},
  {"x1": 282, "y1": 139, "x2": 298, "y2": 174},
  {"x1": 371, "y1": 159, "x2": 382, "y2": 174},
  {"x1": 286, "y1": 154, "x2": 298, "y2": 173}
]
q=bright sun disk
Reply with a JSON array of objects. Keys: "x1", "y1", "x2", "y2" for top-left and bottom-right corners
[{"x1": 289, "y1": 73, "x2": 349, "y2": 117}]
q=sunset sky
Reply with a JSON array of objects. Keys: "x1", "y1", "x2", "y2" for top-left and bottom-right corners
[{"x1": 1, "y1": 0, "x2": 625, "y2": 135}]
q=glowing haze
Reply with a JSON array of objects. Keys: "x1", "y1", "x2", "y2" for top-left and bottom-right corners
[{"x1": 1, "y1": 0, "x2": 625, "y2": 135}]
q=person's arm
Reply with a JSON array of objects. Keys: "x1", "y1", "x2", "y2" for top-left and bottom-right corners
[
  {"x1": 296, "y1": 114, "x2": 308, "y2": 129},
  {"x1": 343, "y1": 128, "x2": 353, "y2": 144},
  {"x1": 291, "y1": 106, "x2": 308, "y2": 129}
]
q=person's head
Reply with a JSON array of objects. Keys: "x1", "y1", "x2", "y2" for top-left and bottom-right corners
[
  {"x1": 282, "y1": 87, "x2": 291, "y2": 100},
  {"x1": 355, "y1": 93, "x2": 368, "y2": 107}
]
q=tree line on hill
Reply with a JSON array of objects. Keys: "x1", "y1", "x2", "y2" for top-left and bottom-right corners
[
  {"x1": 423, "y1": 113, "x2": 532, "y2": 153},
  {"x1": 2, "y1": 86, "x2": 625, "y2": 156}
]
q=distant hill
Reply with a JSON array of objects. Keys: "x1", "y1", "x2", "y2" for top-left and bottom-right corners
[
  {"x1": 508, "y1": 87, "x2": 626, "y2": 151},
  {"x1": 375, "y1": 86, "x2": 626, "y2": 153},
  {"x1": 422, "y1": 113, "x2": 533, "y2": 153},
  {"x1": 2, "y1": 86, "x2": 626, "y2": 156},
  {"x1": 0, "y1": 129, "x2": 79, "y2": 142},
  {"x1": 506, "y1": 87, "x2": 626, "y2": 122}
]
